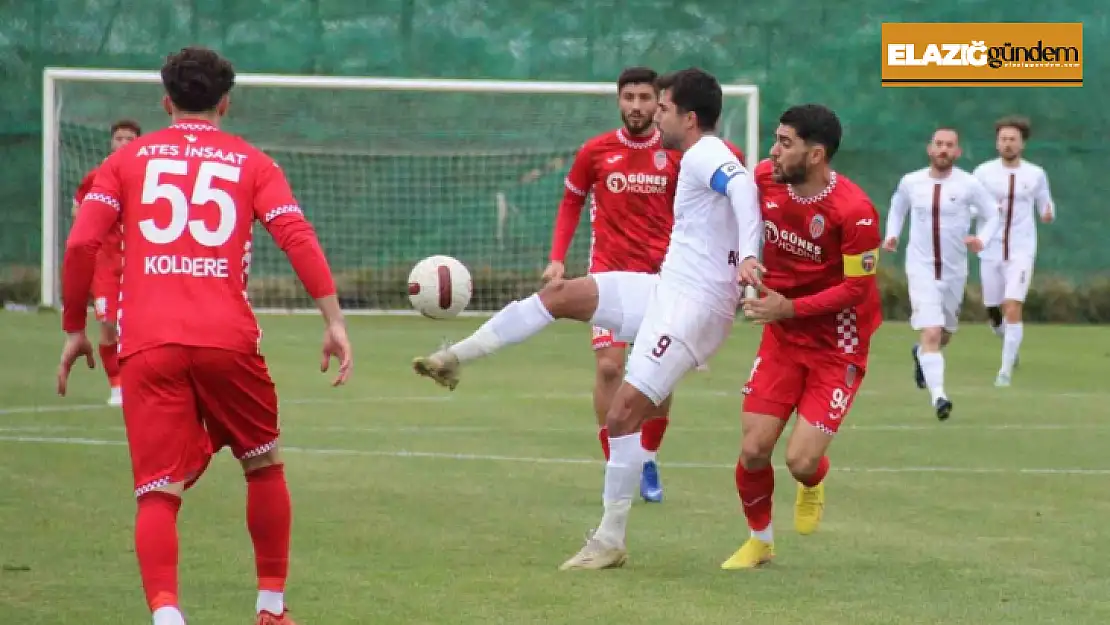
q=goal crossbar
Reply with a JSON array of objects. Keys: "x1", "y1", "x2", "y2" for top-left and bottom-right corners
[{"x1": 41, "y1": 67, "x2": 760, "y2": 312}]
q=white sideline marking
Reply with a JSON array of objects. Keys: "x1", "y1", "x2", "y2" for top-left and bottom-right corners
[
  {"x1": 0, "y1": 434, "x2": 1107, "y2": 475},
  {"x1": 1, "y1": 384, "x2": 1105, "y2": 418}
]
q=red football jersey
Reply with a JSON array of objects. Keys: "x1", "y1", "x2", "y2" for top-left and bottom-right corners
[
  {"x1": 63, "y1": 120, "x2": 335, "y2": 358},
  {"x1": 754, "y1": 159, "x2": 883, "y2": 362},
  {"x1": 75, "y1": 163, "x2": 123, "y2": 278},
  {"x1": 551, "y1": 127, "x2": 745, "y2": 273}
]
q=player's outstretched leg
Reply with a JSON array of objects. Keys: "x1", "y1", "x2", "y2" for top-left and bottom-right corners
[
  {"x1": 413, "y1": 277, "x2": 603, "y2": 390},
  {"x1": 784, "y1": 419, "x2": 833, "y2": 536},
  {"x1": 242, "y1": 451, "x2": 296, "y2": 625},
  {"x1": 916, "y1": 327, "x2": 952, "y2": 420},
  {"x1": 135, "y1": 487, "x2": 186, "y2": 625},
  {"x1": 722, "y1": 411, "x2": 785, "y2": 570}
]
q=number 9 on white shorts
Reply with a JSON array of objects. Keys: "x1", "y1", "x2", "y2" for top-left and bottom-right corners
[{"x1": 623, "y1": 282, "x2": 733, "y2": 405}]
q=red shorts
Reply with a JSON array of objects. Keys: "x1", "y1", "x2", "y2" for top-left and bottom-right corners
[
  {"x1": 91, "y1": 264, "x2": 121, "y2": 324},
  {"x1": 121, "y1": 345, "x2": 280, "y2": 498},
  {"x1": 741, "y1": 333, "x2": 867, "y2": 435}
]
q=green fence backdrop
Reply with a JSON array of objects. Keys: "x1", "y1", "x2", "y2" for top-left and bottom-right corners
[{"x1": 1, "y1": 1, "x2": 1103, "y2": 312}]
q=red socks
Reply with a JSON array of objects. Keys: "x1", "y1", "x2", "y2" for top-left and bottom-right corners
[
  {"x1": 734, "y1": 461, "x2": 774, "y2": 532},
  {"x1": 598, "y1": 426, "x2": 610, "y2": 460},
  {"x1": 135, "y1": 491, "x2": 181, "y2": 612},
  {"x1": 246, "y1": 464, "x2": 292, "y2": 593},
  {"x1": 798, "y1": 455, "x2": 830, "y2": 487},
  {"x1": 98, "y1": 342, "x2": 120, "y2": 385},
  {"x1": 640, "y1": 417, "x2": 669, "y2": 452}
]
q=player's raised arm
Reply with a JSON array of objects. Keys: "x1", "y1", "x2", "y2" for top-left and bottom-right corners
[
  {"x1": 968, "y1": 176, "x2": 1001, "y2": 250},
  {"x1": 791, "y1": 203, "x2": 882, "y2": 318},
  {"x1": 1035, "y1": 168, "x2": 1056, "y2": 223},
  {"x1": 883, "y1": 176, "x2": 911, "y2": 251},
  {"x1": 547, "y1": 142, "x2": 595, "y2": 277},
  {"x1": 61, "y1": 159, "x2": 123, "y2": 335}
]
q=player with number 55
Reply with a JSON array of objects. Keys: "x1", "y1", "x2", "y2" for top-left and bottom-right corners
[{"x1": 57, "y1": 46, "x2": 352, "y2": 625}]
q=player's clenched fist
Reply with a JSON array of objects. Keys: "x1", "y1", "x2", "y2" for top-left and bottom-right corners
[
  {"x1": 321, "y1": 321, "x2": 353, "y2": 386},
  {"x1": 881, "y1": 237, "x2": 898, "y2": 252},
  {"x1": 56, "y1": 332, "x2": 95, "y2": 396}
]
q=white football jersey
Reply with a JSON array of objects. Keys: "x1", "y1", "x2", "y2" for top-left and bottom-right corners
[
  {"x1": 660, "y1": 135, "x2": 751, "y2": 314},
  {"x1": 886, "y1": 166, "x2": 999, "y2": 279},
  {"x1": 972, "y1": 158, "x2": 1054, "y2": 262}
]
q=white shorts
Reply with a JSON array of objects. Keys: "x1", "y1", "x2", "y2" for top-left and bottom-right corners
[
  {"x1": 590, "y1": 272, "x2": 735, "y2": 406},
  {"x1": 908, "y1": 271, "x2": 967, "y2": 333},
  {"x1": 980, "y1": 257, "x2": 1034, "y2": 307}
]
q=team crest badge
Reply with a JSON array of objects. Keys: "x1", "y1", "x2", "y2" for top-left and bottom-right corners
[
  {"x1": 809, "y1": 214, "x2": 825, "y2": 238},
  {"x1": 654, "y1": 150, "x2": 667, "y2": 170},
  {"x1": 861, "y1": 250, "x2": 877, "y2": 273}
]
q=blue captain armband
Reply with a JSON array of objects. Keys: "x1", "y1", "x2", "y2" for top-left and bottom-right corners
[{"x1": 709, "y1": 162, "x2": 743, "y2": 195}]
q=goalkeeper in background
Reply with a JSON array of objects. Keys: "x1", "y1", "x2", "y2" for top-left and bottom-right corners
[{"x1": 71, "y1": 118, "x2": 142, "y2": 406}]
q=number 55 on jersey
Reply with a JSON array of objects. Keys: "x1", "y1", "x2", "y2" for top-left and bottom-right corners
[{"x1": 63, "y1": 121, "x2": 336, "y2": 359}]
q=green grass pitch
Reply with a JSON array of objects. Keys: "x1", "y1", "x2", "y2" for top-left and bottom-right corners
[{"x1": 1, "y1": 311, "x2": 1109, "y2": 624}]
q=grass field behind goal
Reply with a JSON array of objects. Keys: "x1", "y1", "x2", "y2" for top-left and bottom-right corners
[{"x1": 1, "y1": 311, "x2": 1109, "y2": 624}]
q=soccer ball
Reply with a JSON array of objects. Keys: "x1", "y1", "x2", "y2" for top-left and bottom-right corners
[{"x1": 407, "y1": 255, "x2": 473, "y2": 319}]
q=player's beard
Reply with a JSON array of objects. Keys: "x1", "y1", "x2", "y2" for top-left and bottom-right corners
[
  {"x1": 659, "y1": 129, "x2": 682, "y2": 150},
  {"x1": 931, "y1": 156, "x2": 953, "y2": 172},
  {"x1": 1000, "y1": 149, "x2": 1021, "y2": 163},
  {"x1": 622, "y1": 112, "x2": 654, "y2": 136},
  {"x1": 772, "y1": 161, "x2": 806, "y2": 185}
]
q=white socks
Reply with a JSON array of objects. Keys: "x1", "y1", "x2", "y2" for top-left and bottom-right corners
[
  {"x1": 918, "y1": 350, "x2": 946, "y2": 404},
  {"x1": 596, "y1": 433, "x2": 649, "y2": 547},
  {"x1": 257, "y1": 590, "x2": 285, "y2": 616},
  {"x1": 752, "y1": 525, "x2": 774, "y2": 544},
  {"x1": 152, "y1": 607, "x2": 185, "y2": 625},
  {"x1": 1001, "y1": 322, "x2": 1023, "y2": 375},
  {"x1": 448, "y1": 294, "x2": 554, "y2": 362},
  {"x1": 991, "y1": 322, "x2": 1006, "y2": 338}
]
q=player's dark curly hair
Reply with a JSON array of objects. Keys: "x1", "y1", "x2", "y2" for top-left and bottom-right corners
[
  {"x1": 656, "y1": 68, "x2": 721, "y2": 131},
  {"x1": 160, "y1": 47, "x2": 236, "y2": 114},
  {"x1": 779, "y1": 104, "x2": 842, "y2": 161},
  {"x1": 995, "y1": 115, "x2": 1031, "y2": 140},
  {"x1": 617, "y1": 66, "x2": 658, "y2": 91}
]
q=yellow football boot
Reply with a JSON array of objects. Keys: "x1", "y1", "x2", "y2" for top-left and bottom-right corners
[
  {"x1": 794, "y1": 482, "x2": 825, "y2": 535},
  {"x1": 720, "y1": 537, "x2": 774, "y2": 570}
]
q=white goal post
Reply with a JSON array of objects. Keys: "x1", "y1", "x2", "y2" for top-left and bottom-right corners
[{"x1": 41, "y1": 67, "x2": 760, "y2": 314}]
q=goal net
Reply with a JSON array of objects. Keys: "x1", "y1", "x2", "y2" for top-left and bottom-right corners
[{"x1": 42, "y1": 69, "x2": 760, "y2": 313}]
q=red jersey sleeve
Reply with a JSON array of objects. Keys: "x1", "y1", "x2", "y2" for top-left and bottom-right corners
[
  {"x1": 791, "y1": 195, "x2": 881, "y2": 317},
  {"x1": 74, "y1": 168, "x2": 98, "y2": 204},
  {"x1": 549, "y1": 141, "x2": 595, "y2": 262},
  {"x1": 253, "y1": 157, "x2": 336, "y2": 299},
  {"x1": 723, "y1": 139, "x2": 746, "y2": 167},
  {"x1": 62, "y1": 158, "x2": 123, "y2": 332}
]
